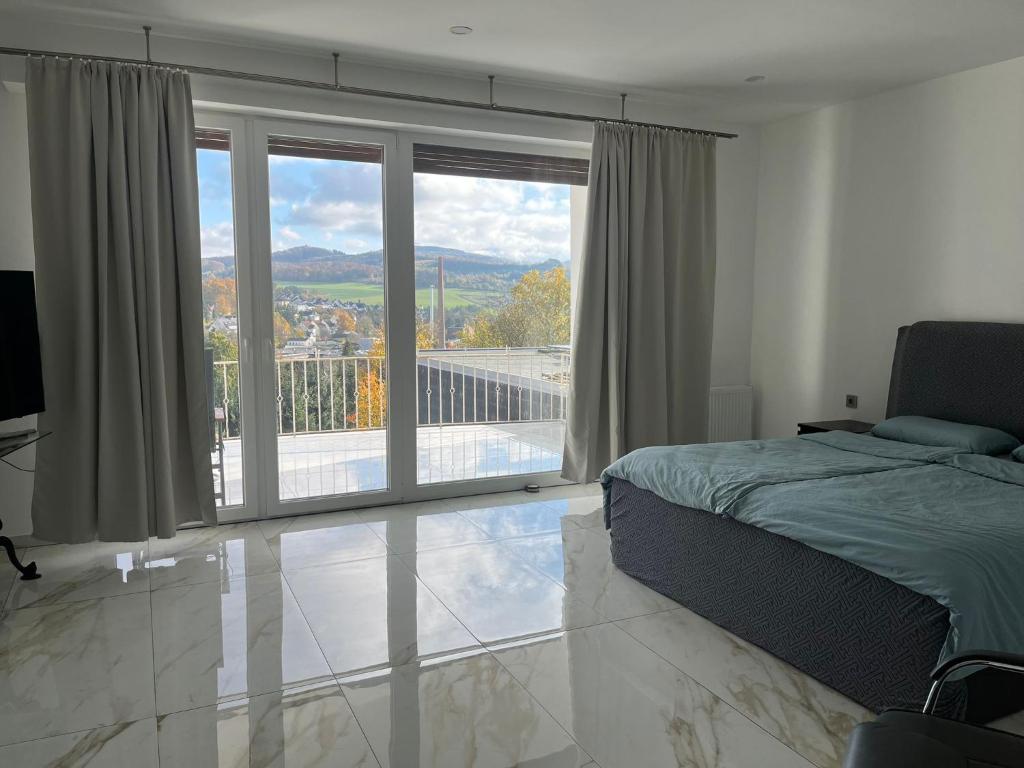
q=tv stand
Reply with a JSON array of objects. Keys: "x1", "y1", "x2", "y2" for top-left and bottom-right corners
[
  {"x1": 0, "y1": 428, "x2": 35, "y2": 441},
  {"x1": 0, "y1": 430, "x2": 50, "y2": 581},
  {"x1": 0, "y1": 528, "x2": 38, "y2": 580}
]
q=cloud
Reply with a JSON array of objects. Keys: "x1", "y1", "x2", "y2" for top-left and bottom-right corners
[
  {"x1": 269, "y1": 157, "x2": 383, "y2": 208},
  {"x1": 269, "y1": 158, "x2": 385, "y2": 250},
  {"x1": 413, "y1": 175, "x2": 571, "y2": 262},
  {"x1": 285, "y1": 199, "x2": 381, "y2": 231},
  {"x1": 278, "y1": 200, "x2": 384, "y2": 251},
  {"x1": 258, "y1": 157, "x2": 572, "y2": 262},
  {"x1": 200, "y1": 222, "x2": 235, "y2": 259}
]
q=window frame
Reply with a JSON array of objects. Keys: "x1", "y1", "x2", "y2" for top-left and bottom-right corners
[{"x1": 195, "y1": 108, "x2": 591, "y2": 523}]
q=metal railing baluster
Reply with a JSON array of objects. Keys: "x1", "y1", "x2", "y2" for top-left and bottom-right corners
[
  {"x1": 289, "y1": 361, "x2": 297, "y2": 434},
  {"x1": 221, "y1": 363, "x2": 231, "y2": 438},
  {"x1": 353, "y1": 357, "x2": 360, "y2": 429},
  {"x1": 448, "y1": 358, "x2": 455, "y2": 425},
  {"x1": 276, "y1": 361, "x2": 283, "y2": 433},
  {"x1": 376, "y1": 358, "x2": 384, "y2": 427},
  {"x1": 329, "y1": 359, "x2": 336, "y2": 431},
  {"x1": 528, "y1": 355, "x2": 533, "y2": 423},
  {"x1": 302, "y1": 359, "x2": 310, "y2": 432},
  {"x1": 209, "y1": 350, "x2": 568, "y2": 441},
  {"x1": 379, "y1": 358, "x2": 386, "y2": 426},
  {"x1": 316, "y1": 356, "x2": 323, "y2": 433},
  {"x1": 342, "y1": 358, "x2": 349, "y2": 430},
  {"x1": 414, "y1": 353, "x2": 421, "y2": 427}
]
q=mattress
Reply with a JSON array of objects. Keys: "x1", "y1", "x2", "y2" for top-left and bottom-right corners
[{"x1": 607, "y1": 477, "x2": 950, "y2": 713}]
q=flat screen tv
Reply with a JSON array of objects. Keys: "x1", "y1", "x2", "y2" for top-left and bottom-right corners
[{"x1": 0, "y1": 270, "x2": 45, "y2": 421}]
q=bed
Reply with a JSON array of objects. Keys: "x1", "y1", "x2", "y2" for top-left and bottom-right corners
[{"x1": 603, "y1": 321, "x2": 1024, "y2": 715}]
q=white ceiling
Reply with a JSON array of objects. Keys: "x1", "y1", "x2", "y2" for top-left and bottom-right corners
[{"x1": 4, "y1": 0, "x2": 1024, "y2": 123}]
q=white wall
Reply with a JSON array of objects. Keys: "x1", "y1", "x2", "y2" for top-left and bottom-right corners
[
  {"x1": 751, "y1": 56, "x2": 1024, "y2": 439},
  {"x1": 0, "y1": 86, "x2": 38, "y2": 536},
  {"x1": 0, "y1": 18, "x2": 761, "y2": 535}
]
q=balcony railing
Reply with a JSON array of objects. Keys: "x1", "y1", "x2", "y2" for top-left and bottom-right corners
[{"x1": 211, "y1": 347, "x2": 570, "y2": 440}]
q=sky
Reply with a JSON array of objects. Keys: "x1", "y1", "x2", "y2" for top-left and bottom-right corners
[
  {"x1": 197, "y1": 148, "x2": 236, "y2": 261},
  {"x1": 197, "y1": 147, "x2": 573, "y2": 264}
]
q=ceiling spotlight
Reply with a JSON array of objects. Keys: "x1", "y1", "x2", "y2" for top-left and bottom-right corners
[
  {"x1": 449, "y1": 25, "x2": 474, "y2": 35},
  {"x1": 744, "y1": 75, "x2": 766, "y2": 83}
]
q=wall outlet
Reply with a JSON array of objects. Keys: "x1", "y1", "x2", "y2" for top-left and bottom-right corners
[{"x1": 845, "y1": 394, "x2": 859, "y2": 409}]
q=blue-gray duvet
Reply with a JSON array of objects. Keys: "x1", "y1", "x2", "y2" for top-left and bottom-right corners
[{"x1": 601, "y1": 431, "x2": 1024, "y2": 660}]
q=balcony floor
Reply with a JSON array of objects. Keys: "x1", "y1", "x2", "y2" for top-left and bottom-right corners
[{"x1": 216, "y1": 421, "x2": 565, "y2": 505}]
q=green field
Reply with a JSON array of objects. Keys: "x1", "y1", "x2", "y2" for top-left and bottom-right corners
[{"x1": 280, "y1": 281, "x2": 501, "y2": 309}]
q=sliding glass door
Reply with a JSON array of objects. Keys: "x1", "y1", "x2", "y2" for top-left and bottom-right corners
[
  {"x1": 265, "y1": 134, "x2": 389, "y2": 503},
  {"x1": 410, "y1": 144, "x2": 587, "y2": 485},
  {"x1": 195, "y1": 113, "x2": 586, "y2": 522},
  {"x1": 250, "y1": 122, "x2": 407, "y2": 518},
  {"x1": 194, "y1": 114, "x2": 260, "y2": 523}
]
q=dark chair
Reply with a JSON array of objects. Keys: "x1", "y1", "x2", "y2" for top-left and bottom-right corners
[{"x1": 843, "y1": 651, "x2": 1024, "y2": 767}]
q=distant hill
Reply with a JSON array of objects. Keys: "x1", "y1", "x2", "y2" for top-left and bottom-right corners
[
  {"x1": 204, "y1": 244, "x2": 568, "y2": 291},
  {"x1": 254, "y1": 244, "x2": 567, "y2": 291},
  {"x1": 268, "y1": 245, "x2": 381, "y2": 282},
  {"x1": 271, "y1": 245, "x2": 382, "y2": 267}
]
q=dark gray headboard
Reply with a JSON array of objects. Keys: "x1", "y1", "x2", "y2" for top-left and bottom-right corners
[{"x1": 886, "y1": 321, "x2": 1024, "y2": 441}]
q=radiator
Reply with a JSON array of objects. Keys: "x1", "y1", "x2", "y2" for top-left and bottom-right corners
[{"x1": 708, "y1": 385, "x2": 753, "y2": 442}]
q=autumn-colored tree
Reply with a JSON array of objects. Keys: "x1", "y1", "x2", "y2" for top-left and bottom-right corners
[
  {"x1": 202, "y1": 277, "x2": 237, "y2": 319},
  {"x1": 350, "y1": 334, "x2": 386, "y2": 429},
  {"x1": 364, "y1": 321, "x2": 435, "y2": 359},
  {"x1": 368, "y1": 333, "x2": 385, "y2": 361},
  {"x1": 415, "y1": 320, "x2": 437, "y2": 351},
  {"x1": 274, "y1": 310, "x2": 300, "y2": 345},
  {"x1": 460, "y1": 267, "x2": 570, "y2": 349},
  {"x1": 352, "y1": 357, "x2": 387, "y2": 429},
  {"x1": 350, "y1": 320, "x2": 435, "y2": 428},
  {"x1": 330, "y1": 308, "x2": 356, "y2": 334}
]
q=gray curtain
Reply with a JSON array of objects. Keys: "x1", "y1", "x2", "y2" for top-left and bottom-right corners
[
  {"x1": 562, "y1": 123, "x2": 716, "y2": 483},
  {"x1": 25, "y1": 57, "x2": 215, "y2": 542}
]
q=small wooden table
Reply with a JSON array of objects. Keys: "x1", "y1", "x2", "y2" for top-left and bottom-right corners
[
  {"x1": 797, "y1": 419, "x2": 875, "y2": 436},
  {"x1": 0, "y1": 430, "x2": 51, "y2": 581}
]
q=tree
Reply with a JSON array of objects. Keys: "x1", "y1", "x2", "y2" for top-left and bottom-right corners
[
  {"x1": 460, "y1": 266, "x2": 570, "y2": 348},
  {"x1": 415, "y1": 320, "x2": 437, "y2": 351},
  {"x1": 350, "y1": 320, "x2": 435, "y2": 428},
  {"x1": 274, "y1": 309, "x2": 300, "y2": 345},
  {"x1": 202, "y1": 276, "x2": 237, "y2": 319},
  {"x1": 351, "y1": 333, "x2": 388, "y2": 429},
  {"x1": 330, "y1": 308, "x2": 356, "y2": 334},
  {"x1": 352, "y1": 357, "x2": 387, "y2": 429},
  {"x1": 206, "y1": 329, "x2": 240, "y2": 436},
  {"x1": 207, "y1": 329, "x2": 238, "y2": 362}
]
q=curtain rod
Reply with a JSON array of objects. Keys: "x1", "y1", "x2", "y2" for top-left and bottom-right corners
[{"x1": 0, "y1": 37, "x2": 738, "y2": 140}]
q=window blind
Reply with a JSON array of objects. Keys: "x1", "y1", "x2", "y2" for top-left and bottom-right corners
[
  {"x1": 267, "y1": 135, "x2": 383, "y2": 163},
  {"x1": 195, "y1": 128, "x2": 230, "y2": 151},
  {"x1": 413, "y1": 144, "x2": 588, "y2": 186}
]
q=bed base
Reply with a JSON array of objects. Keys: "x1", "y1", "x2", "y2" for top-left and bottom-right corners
[{"x1": 608, "y1": 478, "x2": 949, "y2": 713}]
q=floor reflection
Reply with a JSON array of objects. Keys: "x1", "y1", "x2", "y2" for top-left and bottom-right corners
[
  {"x1": 157, "y1": 681, "x2": 376, "y2": 767},
  {"x1": 284, "y1": 555, "x2": 478, "y2": 677},
  {"x1": 340, "y1": 651, "x2": 587, "y2": 768},
  {"x1": 0, "y1": 486, "x2": 847, "y2": 768},
  {"x1": 402, "y1": 541, "x2": 603, "y2": 645},
  {"x1": 150, "y1": 565, "x2": 331, "y2": 715}
]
